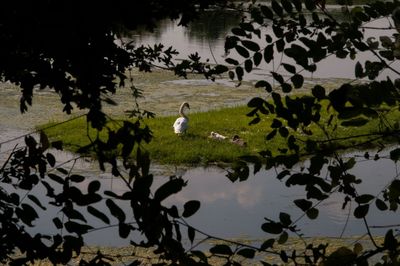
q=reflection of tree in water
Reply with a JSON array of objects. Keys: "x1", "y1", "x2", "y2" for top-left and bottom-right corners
[
  {"x1": 126, "y1": 9, "x2": 241, "y2": 45},
  {"x1": 127, "y1": 6, "x2": 354, "y2": 48},
  {"x1": 185, "y1": 9, "x2": 242, "y2": 44}
]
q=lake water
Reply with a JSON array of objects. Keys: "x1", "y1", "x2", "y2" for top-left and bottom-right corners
[
  {"x1": 127, "y1": 7, "x2": 399, "y2": 81},
  {"x1": 1, "y1": 141, "x2": 398, "y2": 247},
  {"x1": 0, "y1": 6, "x2": 399, "y2": 247}
]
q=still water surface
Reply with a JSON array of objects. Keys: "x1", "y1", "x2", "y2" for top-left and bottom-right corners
[
  {"x1": 127, "y1": 8, "x2": 399, "y2": 81},
  {"x1": 1, "y1": 132, "x2": 399, "y2": 247}
]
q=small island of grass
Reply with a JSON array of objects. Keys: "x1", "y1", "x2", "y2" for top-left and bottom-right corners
[{"x1": 40, "y1": 99, "x2": 400, "y2": 166}]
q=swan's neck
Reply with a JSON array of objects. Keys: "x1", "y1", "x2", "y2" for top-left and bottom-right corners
[{"x1": 179, "y1": 105, "x2": 188, "y2": 119}]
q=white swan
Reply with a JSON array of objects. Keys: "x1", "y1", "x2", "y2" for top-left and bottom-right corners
[{"x1": 173, "y1": 102, "x2": 190, "y2": 134}]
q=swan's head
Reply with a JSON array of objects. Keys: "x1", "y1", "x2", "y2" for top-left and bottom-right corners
[{"x1": 182, "y1": 102, "x2": 190, "y2": 110}]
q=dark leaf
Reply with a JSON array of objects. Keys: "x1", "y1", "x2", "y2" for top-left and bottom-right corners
[
  {"x1": 231, "y1": 27, "x2": 246, "y2": 37},
  {"x1": 276, "y1": 38, "x2": 285, "y2": 52},
  {"x1": 154, "y1": 178, "x2": 185, "y2": 202},
  {"x1": 355, "y1": 61, "x2": 364, "y2": 78},
  {"x1": 271, "y1": 119, "x2": 282, "y2": 128},
  {"x1": 70, "y1": 174, "x2": 85, "y2": 183},
  {"x1": 51, "y1": 141, "x2": 63, "y2": 150},
  {"x1": 325, "y1": 247, "x2": 356, "y2": 265},
  {"x1": 28, "y1": 195, "x2": 46, "y2": 210},
  {"x1": 390, "y1": 148, "x2": 400, "y2": 162},
  {"x1": 48, "y1": 173, "x2": 65, "y2": 185},
  {"x1": 87, "y1": 206, "x2": 110, "y2": 224},
  {"x1": 304, "y1": 0, "x2": 316, "y2": 11},
  {"x1": 214, "y1": 64, "x2": 229, "y2": 74},
  {"x1": 308, "y1": 155, "x2": 326, "y2": 175},
  {"x1": 168, "y1": 205, "x2": 179, "y2": 218},
  {"x1": 104, "y1": 190, "x2": 119, "y2": 199},
  {"x1": 272, "y1": 0, "x2": 283, "y2": 16},
  {"x1": 245, "y1": 59, "x2": 253, "y2": 73},
  {"x1": 53, "y1": 217, "x2": 63, "y2": 229},
  {"x1": 235, "y1": 45, "x2": 250, "y2": 58},
  {"x1": 279, "y1": 127, "x2": 289, "y2": 137},
  {"x1": 182, "y1": 200, "x2": 201, "y2": 218},
  {"x1": 380, "y1": 36, "x2": 393, "y2": 49},
  {"x1": 249, "y1": 117, "x2": 261, "y2": 125},
  {"x1": 312, "y1": 85, "x2": 326, "y2": 99},
  {"x1": 272, "y1": 72, "x2": 284, "y2": 84},
  {"x1": 88, "y1": 180, "x2": 101, "y2": 194},
  {"x1": 119, "y1": 222, "x2": 131, "y2": 238},
  {"x1": 353, "y1": 40, "x2": 369, "y2": 51},
  {"x1": 240, "y1": 22, "x2": 254, "y2": 32},
  {"x1": 191, "y1": 250, "x2": 207, "y2": 262},
  {"x1": 281, "y1": 0, "x2": 293, "y2": 13},
  {"x1": 262, "y1": 222, "x2": 283, "y2": 234},
  {"x1": 64, "y1": 221, "x2": 93, "y2": 235},
  {"x1": 57, "y1": 168, "x2": 69, "y2": 175},
  {"x1": 225, "y1": 58, "x2": 239, "y2": 65},
  {"x1": 278, "y1": 231, "x2": 289, "y2": 244},
  {"x1": 341, "y1": 118, "x2": 369, "y2": 127},
  {"x1": 229, "y1": 70, "x2": 235, "y2": 80},
  {"x1": 375, "y1": 198, "x2": 388, "y2": 211},
  {"x1": 344, "y1": 158, "x2": 356, "y2": 171},
  {"x1": 46, "y1": 153, "x2": 56, "y2": 167},
  {"x1": 384, "y1": 229, "x2": 398, "y2": 250},
  {"x1": 255, "y1": 80, "x2": 272, "y2": 92},
  {"x1": 25, "y1": 135, "x2": 37, "y2": 149},
  {"x1": 306, "y1": 208, "x2": 319, "y2": 219},
  {"x1": 355, "y1": 194, "x2": 375, "y2": 204},
  {"x1": 254, "y1": 52, "x2": 262, "y2": 66},
  {"x1": 264, "y1": 45, "x2": 274, "y2": 63},
  {"x1": 236, "y1": 66, "x2": 244, "y2": 81},
  {"x1": 63, "y1": 206, "x2": 86, "y2": 222},
  {"x1": 261, "y1": 5, "x2": 274, "y2": 19},
  {"x1": 248, "y1": 97, "x2": 266, "y2": 107},
  {"x1": 283, "y1": 63, "x2": 296, "y2": 74},
  {"x1": 261, "y1": 239, "x2": 275, "y2": 250},
  {"x1": 279, "y1": 212, "x2": 292, "y2": 226},
  {"x1": 280, "y1": 250, "x2": 288, "y2": 262},
  {"x1": 281, "y1": 83, "x2": 292, "y2": 93},
  {"x1": 292, "y1": 0, "x2": 302, "y2": 11},
  {"x1": 266, "y1": 129, "x2": 277, "y2": 140},
  {"x1": 188, "y1": 226, "x2": 195, "y2": 244},
  {"x1": 40, "y1": 131, "x2": 50, "y2": 151},
  {"x1": 210, "y1": 244, "x2": 233, "y2": 255},
  {"x1": 291, "y1": 74, "x2": 304, "y2": 88},
  {"x1": 237, "y1": 248, "x2": 256, "y2": 259},
  {"x1": 354, "y1": 204, "x2": 369, "y2": 219},
  {"x1": 16, "y1": 203, "x2": 39, "y2": 226},
  {"x1": 277, "y1": 170, "x2": 290, "y2": 180},
  {"x1": 106, "y1": 199, "x2": 126, "y2": 223},
  {"x1": 9, "y1": 193, "x2": 19, "y2": 205},
  {"x1": 242, "y1": 40, "x2": 260, "y2": 52}
]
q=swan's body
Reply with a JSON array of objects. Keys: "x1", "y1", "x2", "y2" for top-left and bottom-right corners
[{"x1": 173, "y1": 102, "x2": 190, "y2": 134}]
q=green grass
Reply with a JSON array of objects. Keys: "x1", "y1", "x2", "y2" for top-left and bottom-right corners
[
  {"x1": 143, "y1": 106, "x2": 275, "y2": 165},
  {"x1": 41, "y1": 101, "x2": 400, "y2": 166},
  {"x1": 42, "y1": 106, "x2": 275, "y2": 165}
]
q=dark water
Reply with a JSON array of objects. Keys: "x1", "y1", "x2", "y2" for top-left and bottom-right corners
[{"x1": 1, "y1": 7, "x2": 399, "y2": 247}]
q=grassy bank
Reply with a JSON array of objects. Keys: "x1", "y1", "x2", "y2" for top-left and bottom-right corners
[{"x1": 41, "y1": 100, "x2": 400, "y2": 166}]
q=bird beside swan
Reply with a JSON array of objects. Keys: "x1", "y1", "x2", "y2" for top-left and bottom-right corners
[{"x1": 173, "y1": 102, "x2": 190, "y2": 134}]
